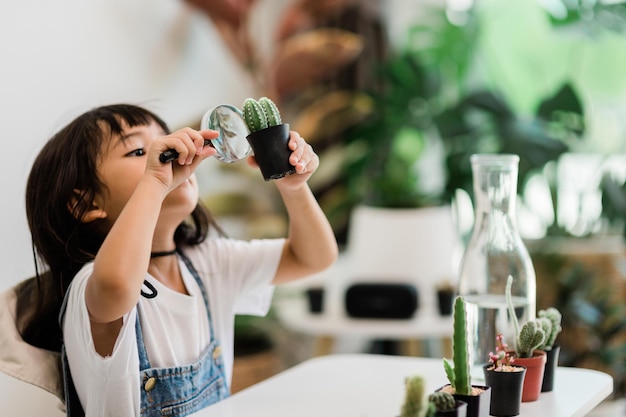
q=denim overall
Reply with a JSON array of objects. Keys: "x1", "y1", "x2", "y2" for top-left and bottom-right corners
[{"x1": 60, "y1": 251, "x2": 230, "y2": 416}]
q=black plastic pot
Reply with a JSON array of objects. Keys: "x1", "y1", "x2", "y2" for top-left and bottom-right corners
[
  {"x1": 246, "y1": 123, "x2": 296, "y2": 181},
  {"x1": 306, "y1": 287, "x2": 325, "y2": 314},
  {"x1": 434, "y1": 400, "x2": 468, "y2": 417},
  {"x1": 483, "y1": 364, "x2": 526, "y2": 416},
  {"x1": 541, "y1": 345, "x2": 560, "y2": 392},
  {"x1": 436, "y1": 289, "x2": 454, "y2": 316},
  {"x1": 437, "y1": 385, "x2": 491, "y2": 417}
]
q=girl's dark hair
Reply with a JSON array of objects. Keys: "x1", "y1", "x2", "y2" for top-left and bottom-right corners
[{"x1": 16, "y1": 104, "x2": 222, "y2": 352}]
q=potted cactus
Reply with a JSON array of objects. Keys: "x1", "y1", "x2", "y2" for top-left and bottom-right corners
[
  {"x1": 428, "y1": 391, "x2": 468, "y2": 417},
  {"x1": 400, "y1": 375, "x2": 467, "y2": 417},
  {"x1": 482, "y1": 334, "x2": 526, "y2": 416},
  {"x1": 439, "y1": 296, "x2": 491, "y2": 417},
  {"x1": 242, "y1": 97, "x2": 296, "y2": 181},
  {"x1": 537, "y1": 307, "x2": 562, "y2": 392},
  {"x1": 505, "y1": 276, "x2": 547, "y2": 402}
]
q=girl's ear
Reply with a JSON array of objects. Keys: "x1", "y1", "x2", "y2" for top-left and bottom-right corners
[{"x1": 68, "y1": 190, "x2": 108, "y2": 223}]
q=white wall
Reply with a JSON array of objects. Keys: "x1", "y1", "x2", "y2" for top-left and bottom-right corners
[{"x1": 0, "y1": 0, "x2": 258, "y2": 289}]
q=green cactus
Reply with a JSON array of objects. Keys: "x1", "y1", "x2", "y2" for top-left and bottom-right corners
[
  {"x1": 506, "y1": 275, "x2": 546, "y2": 358},
  {"x1": 428, "y1": 391, "x2": 456, "y2": 411},
  {"x1": 242, "y1": 98, "x2": 268, "y2": 133},
  {"x1": 516, "y1": 319, "x2": 546, "y2": 358},
  {"x1": 537, "y1": 316, "x2": 553, "y2": 345},
  {"x1": 400, "y1": 376, "x2": 426, "y2": 417},
  {"x1": 443, "y1": 296, "x2": 471, "y2": 396},
  {"x1": 538, "y1": 307, "x2": 562, "y2": 351},
  {"x1": 259, "y1": 97, "x2": 282, "y2": 126},
  {"x1": 242, "y1": 97, "x2": 282, "y2": 133}
]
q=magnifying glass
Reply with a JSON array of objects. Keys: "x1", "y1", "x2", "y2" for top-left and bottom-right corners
[{"x1": 159, "y1": 104, "x2": 251, "y2": 164}]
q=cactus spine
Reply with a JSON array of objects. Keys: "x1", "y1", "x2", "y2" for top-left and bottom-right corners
[
  {"x1": 538, "y1": 307, "x2": 562, "y2": 351},
  {"x1": 443, "y1": 296, "x2": 471, "y2": 396},
  {"x1": 506, "y1": 275, "x2": 546, "y2": 358},
  {"x1": 242, "y1": 97, "x2": 282, "y2": 133}
]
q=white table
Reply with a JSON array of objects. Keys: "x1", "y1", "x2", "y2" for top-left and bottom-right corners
[{"x1": 193, "y1": 354, "x2": 613, "y2": 417}]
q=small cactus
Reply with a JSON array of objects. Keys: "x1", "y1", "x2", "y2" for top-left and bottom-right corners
[
  {"x1": 516, "y1": 319, "x2": 546, "y2": 358},
  {"x1": 400, "y1": 376, "x2": 426, "y2": 417},
  {"x1": 443, "y1": 296, "x2": 471, "y2": 396},
  {"x1": 538, "y1": 307, "x2": 562, "y2": 351},
  {"x1": 537, "y1": 316, "x2": 553, "y2": 346},
  {"x1": 259, "y1": 97, "x2": 281, "y2": 126},
  {"x1": 506, "y1": 275, "x2": 546, "y2": 358},
  {"x1": 428, "y1": 391, "x2": 456, "y2": 411},
  {"x1": 242, "y1": 97, "x2": 282, "y2": 133}
]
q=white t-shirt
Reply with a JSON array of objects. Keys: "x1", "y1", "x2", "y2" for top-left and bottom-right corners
[{"x1": 62, "y1": 237, "x2": 285, "y2": 417}]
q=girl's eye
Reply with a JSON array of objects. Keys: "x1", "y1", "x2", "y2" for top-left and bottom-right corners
[{"x1": 126, "y1": 148, "x2": 145, "y2": 157}]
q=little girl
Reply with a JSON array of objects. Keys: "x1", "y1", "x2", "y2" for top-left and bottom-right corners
[{"x1": 12, "y1": 103, "x2": 337, "y2": 416}]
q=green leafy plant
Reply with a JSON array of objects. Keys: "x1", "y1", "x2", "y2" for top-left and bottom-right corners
[
  {"x1": 436, "y1": 84, "x2": 584, "y2": 203},
  {"x1": 242, "y1": 97, "x2": 282, "y2": 133},
  {"x1": 341, "y1": 6, "x2": 585, "y2": 214},
  {"x1": 443, "y1": 296, "x2": 471, "y2": 395},
  {"x1": 506, "y1": 276, "x2": 547, "y2": 358}
]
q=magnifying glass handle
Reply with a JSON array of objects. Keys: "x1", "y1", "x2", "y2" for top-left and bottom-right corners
[{"x1": 159, "y1": 140, "x2": 212, "y2": 163}]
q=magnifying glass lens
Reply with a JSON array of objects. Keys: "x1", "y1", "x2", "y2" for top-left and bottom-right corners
[{"x1": 202, "y1": 104, "x2": 251, "y2": 163}]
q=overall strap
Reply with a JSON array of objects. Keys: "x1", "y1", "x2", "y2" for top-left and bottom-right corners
[
  {"x1": 136, "y1": 249, "x2": 215, "y2": 370},
  {"x1": 177, "y1": 249, "x2": 215, "y2": 337},
  {"x1": 58, "y1": 286, "x2": 86, "y2": 417}
]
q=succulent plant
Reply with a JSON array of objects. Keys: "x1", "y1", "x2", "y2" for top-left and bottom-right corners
[
  {"x1": 488, "y1": 334, "x2": 515, "y2": 371},
  {"x1": 443, "y1": 296, "x2": 471, "y2": 396},
  {"x1": 538, "y1": 307, "x2": 562, "y2": 351},
  {"x1": 516, "y1": 319, "x2": 546, "y2": 358},
  {"x1": 400, "y1": 375, "x2": 426, "y2": 417},
  {"x1": 427, "y1": 391, "x2": 456, "y2": 412},
  {"x1": 506, "y1": 275, "x2": 546, "y2": 358},
  {"x1": 400, "y1": 376, "x2": 459, "y2": 417},
  {"x1": 242, "y1": 97, "x2": 282, "y2": 133}
]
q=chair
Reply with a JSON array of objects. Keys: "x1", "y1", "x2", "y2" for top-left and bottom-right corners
[{"x1": 0, "y1": 372, "x2": 64, "y2": 416}]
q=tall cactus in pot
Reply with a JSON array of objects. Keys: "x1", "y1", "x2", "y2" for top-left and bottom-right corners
[{"x1": 443, "y1": 296, "x2": 471, "y2": 396}]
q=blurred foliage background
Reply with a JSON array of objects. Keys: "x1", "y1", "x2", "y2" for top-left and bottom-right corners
[
  {"x1": 187, "y1": 0, "x2": 626, "y2": 395},
  {"x1": 188, "y1": 0, "x2": 626, "y2": 243}
]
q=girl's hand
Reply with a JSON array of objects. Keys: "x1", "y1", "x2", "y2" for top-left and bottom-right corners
[
  {"x1": 247, "y1": 131, "x2": 319, "y2": 191},
  {"x1": 145, "y1": 128, "x2": 218, "y2": 190}
]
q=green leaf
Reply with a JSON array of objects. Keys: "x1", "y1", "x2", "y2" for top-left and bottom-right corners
[
  {"x1": 391, "y1": 127, "x2": 425, "y2": 164},
  {"x1": 536, "y1": 83, "x2": 583, "y2": 120}
]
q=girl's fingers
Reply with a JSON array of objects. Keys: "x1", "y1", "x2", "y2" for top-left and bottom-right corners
[
  {"x1": 171, "y1": 128, "x2": 217, "y2": 165},
  {"x1": 246, "y1": 155, "x2": 259, "y2": 168},
  {"x1": 198, "y1": 129, "x2": 220, "y2": 155},
  {"x1": 296, "y1": 145, "x2": 318, "y2": 173},
  {"x1": 289, "y1": 132, "x2": 310, "y2": 170}
]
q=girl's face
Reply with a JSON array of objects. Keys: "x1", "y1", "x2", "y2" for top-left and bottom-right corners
[{"x1": 95, "y1": 120, "x2": 199, "y2": 227}]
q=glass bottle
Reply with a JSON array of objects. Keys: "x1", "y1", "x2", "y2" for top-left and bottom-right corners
[{"x1": 457, "y1": 154, "x2": 536, "y2": 378}]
